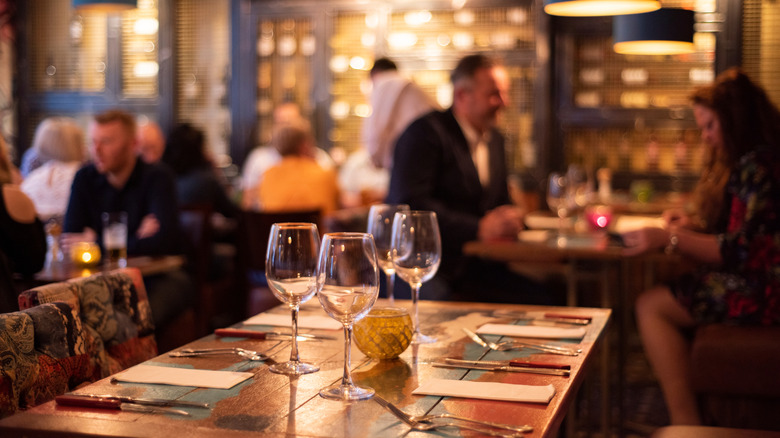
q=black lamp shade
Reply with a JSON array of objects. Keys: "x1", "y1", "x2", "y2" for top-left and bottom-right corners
[{"x1": 613, "y1": 8, "x2": 696, "y2": 55}]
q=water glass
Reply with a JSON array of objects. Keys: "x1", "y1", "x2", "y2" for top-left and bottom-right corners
[
  {"x1": 317, "y1": 232, "x2": 379, "y2": 401},
  {"x1": 266, "y1": 222, "x2": 320, "y2": 375},
  {"x1": 391, "y1": 210, "x2": 441, "y2": 344},
  {"x1": 366, "y1": 203, "x2": 409, "y2": 304}
]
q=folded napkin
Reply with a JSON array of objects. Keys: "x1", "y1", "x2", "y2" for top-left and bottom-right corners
[
  {"x1": 113, "y1": 365, "x2": 252, "y2": 389},
  {"x1": 413, "y1": 378, "x2": 555, "y2": 404},
  {"x1": 477, "y1": 323, "x2": 586, "y2": 340},
  {"x1": 244, "y1": 313, "x2": 342, "y2": 330}
]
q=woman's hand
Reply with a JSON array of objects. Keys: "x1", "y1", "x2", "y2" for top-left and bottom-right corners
[
  {"x1": 663, "y1": 208, "x2": 690, "y2": 228},
  {"x1": 621, "y1": 226, "x2": 670, "y2": 257}
]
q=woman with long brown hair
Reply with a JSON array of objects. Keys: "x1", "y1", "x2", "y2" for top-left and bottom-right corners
[{"x1": 621, "y1": 68, "x2": 780, "y2": 425}]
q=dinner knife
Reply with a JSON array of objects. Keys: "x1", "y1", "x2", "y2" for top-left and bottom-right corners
[
  {"x1": 444, "y1": 358, "x2": 571, "y2": 370},
  {"x1": 55, "y1": 395, "x2": 191, "y2": 416},
  {"x1": 432, "y1": 361, "x2": 570, "y2": 376},
  {"x1": 214, "y1": 328, "x2": 333, "y2": 340},
  {"x1": 66, "y1": 393, "x2": 209, "y2": 409}
]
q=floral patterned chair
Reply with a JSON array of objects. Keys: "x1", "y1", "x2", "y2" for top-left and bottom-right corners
[
  {"x1": 0, "y1": 302, "x2": 96, "y2": 417},
  {"x1": 0, "y1": 268, "x2": 158, "y2": 417}
]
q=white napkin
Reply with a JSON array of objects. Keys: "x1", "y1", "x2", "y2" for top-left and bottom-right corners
[
  {"x1": 244, "y1": 313, "x2": 342, "y2": 330},
  {"x1": 112, "y1": 365, "x2": 252, "y2": 389},
  {"x1": 413, "y1": 378, "x2": 555, "y2": 404},
  {"x1": 477, "y1": 323, "x2": 586, "y2": 340}
]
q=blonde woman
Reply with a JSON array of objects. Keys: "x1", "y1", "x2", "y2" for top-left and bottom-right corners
[{"x1": 21, "y1": 117, "x2": 87, "y2": 220}]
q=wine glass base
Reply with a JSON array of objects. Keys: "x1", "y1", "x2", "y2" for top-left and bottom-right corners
[
  {"x1": 269, "y1": 361, "x2": 319, "y2": 375},
  {"x1": 319, "y1": 384, "x2": 375, "y2": 401},
  {"x1": 412, "y1": 332, "x2": 436, "y2": 344}
]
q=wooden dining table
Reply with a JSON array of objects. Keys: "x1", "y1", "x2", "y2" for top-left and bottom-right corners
[{"x1": 0, "y1": 299, "x2": 610, "y2": 438}]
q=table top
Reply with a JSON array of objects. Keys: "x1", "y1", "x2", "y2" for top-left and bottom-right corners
[
  {"x1": 0, "y1": 300, "x2": 610, "y2": 438},
  {"x1": 464, "y1": 232, "x2": 627, "y2": 264},
  {"x1": 31, "y1": 255, "x2": 186, "y2": 284}
]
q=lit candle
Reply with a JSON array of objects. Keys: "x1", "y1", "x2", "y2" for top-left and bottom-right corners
[
  {"x1": 585, "y1": 205, "x2": 613, "y2": 230},
  {"x1": 71, "y1": 242, "x2": 102, "y2": 267}
]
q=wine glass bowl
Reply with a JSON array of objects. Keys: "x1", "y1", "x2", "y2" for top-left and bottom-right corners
[
  {"x1": 391, "y1": 210, "x2": 441, "y2": 344},
  {"x1": 367, "y1": 204, "x2": 410, "y2": 304},
  {"x1": 265, "y1": 222, "x2": 320, "y2": 375},
  {"x1": 316, "y1": 232, "x2": 380, "y2": 401}
]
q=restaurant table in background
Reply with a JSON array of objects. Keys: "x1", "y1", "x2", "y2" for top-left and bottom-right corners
[
  {"x1": 0, "y1": 299, "x2": 610, "y2": 438},
  {"x1": 30, "y1": 255, "x2": 186, "y2": 285}
]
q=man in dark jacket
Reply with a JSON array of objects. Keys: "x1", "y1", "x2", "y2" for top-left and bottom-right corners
[{"x1": 387, "y1": 54, "x2": 549, "y2": 304}]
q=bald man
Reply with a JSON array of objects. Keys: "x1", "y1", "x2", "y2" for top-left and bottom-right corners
[{"x1": 137, "y1": 121, "x2": 165, "y2": 164}]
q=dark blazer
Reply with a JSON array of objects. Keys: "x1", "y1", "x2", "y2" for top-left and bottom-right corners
[{"x1": 386, "y1": 108, "x2": 511, "y2": 279}]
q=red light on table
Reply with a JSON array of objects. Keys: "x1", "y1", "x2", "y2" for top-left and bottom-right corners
[{"x1": 585, "y1": 205, "x2": 613, "y2": 230}]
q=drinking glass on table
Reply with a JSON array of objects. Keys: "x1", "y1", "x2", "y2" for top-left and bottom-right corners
[
  {"x1": 367, "y1": 203, "x2": 409, "y2": 304},
  {"x1": 316, "y1": 232, "x2": 380, "y2": 401},
  {"x1": 547, "y1": 172, "x2": 568, "y2": 235},
  {"x1": 102, "y1": 211, "x2": 128, "y2": 268},
  {"x1": 391, "y1": 210, "x2": 441, "y2": 344},
  {"x1": 265, "y1": 222, "x2": 321, "y2": 375}
]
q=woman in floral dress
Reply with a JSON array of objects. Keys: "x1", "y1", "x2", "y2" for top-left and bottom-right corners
[{"x1": 621, "y1": 68, "x2": 780, "y2": 425}]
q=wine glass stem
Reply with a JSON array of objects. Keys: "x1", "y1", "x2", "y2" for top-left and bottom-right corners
[
  {"x1": 386, "y1": 271, "x2": 395, "y2": 305},
  {"x1": 341, "y1": 324, "x2": 354, "y2": 388},
  {"x1": 289, "y1": 306, "x2": 301, "y2": 363},
  {"x1": 411, "y1": 282, "x2": 421, "y2": 338}
]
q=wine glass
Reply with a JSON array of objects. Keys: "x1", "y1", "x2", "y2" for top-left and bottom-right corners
[
  {"x1": 316, "y1": 232, "x2": 380, "y2": 401},
  {"x1": 366, "y1": 203, "x2": 410, "y2": 304},
  {"x1": 547, "y1": 172, "x2": 568, "y2": 235},
  {"x1": 391, "y1": 210, "x2": 441, "y2": 344},
  {"x1": 265, "y1": 222, "x2": 321, "y2": 375}
]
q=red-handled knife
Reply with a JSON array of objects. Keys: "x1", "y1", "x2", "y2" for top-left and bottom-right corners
[
  {"x1": 508, "y1": 360, "x2": 571, "y2": 370},
  {"x1": 55, "y1": 395, "x2": 190, "y2": 416}
]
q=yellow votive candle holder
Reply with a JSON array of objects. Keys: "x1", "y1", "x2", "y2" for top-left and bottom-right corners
[
  {"x1": 353, "y1": 307, "x2": 413, "y2": 360},
  {"x1": 71, "y1": 242, "x2": 101, "y2": 267}
]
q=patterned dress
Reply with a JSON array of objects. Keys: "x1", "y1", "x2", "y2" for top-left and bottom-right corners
[{"x1": 676, "y1": 147, "x2": 780, "y2": 325}]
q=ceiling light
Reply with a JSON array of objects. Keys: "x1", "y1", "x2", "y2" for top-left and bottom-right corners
[{"x1": 544, "y1": 0, "x2": 660, "y2": 17}]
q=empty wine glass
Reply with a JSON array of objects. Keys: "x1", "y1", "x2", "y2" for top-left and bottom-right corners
[
  {"x1": 316, "y1": 232, "x2": 380, "y2": 401},
  {"x1": 391, "y1": 210, "x2": 441, "y2": 344},
  {"x1": 265, "y1": 222, "x2": 320, "y2": 375},
  {"x1": 547, "y1": 172, "x2": 568, "y2": 235},
  {"x1": 367, "y1": 203, "x2": 409, "y2": 304}
]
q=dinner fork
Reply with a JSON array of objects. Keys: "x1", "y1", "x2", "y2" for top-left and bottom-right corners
[
  {"x1": 463, "y1": 328, "x2": 580, "y2": 356},
  {"x1": 168, "y1": 348, "x2": 270, "y2": 361},
  {"x1": 372, "y1": 394, "x2": 529, "y2": 436}
]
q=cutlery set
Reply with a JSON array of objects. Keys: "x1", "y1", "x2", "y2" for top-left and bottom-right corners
[
  {"x1": 55, "y1": 394, "x2": 209, "y2": 416},
  {"x1": 213, "y1": 328, "x2": 335, "y2": 341},
  {"x1": 434, "y1": 358, "x2": 571, "y2": 376},
  {"x1": 373, "y1": 393, "x2": 531, "y2": 437},
  {"x1": 463, "y1": 328, "x2": 582, "y2": 356}
]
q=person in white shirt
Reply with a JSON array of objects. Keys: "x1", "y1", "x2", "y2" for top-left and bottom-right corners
[
  {"x1": 362, "y1": 58, "x2": 440, "y2": 171},
  {"x1": 20, "y1": 117, "x2": 87, "y2": 221}
]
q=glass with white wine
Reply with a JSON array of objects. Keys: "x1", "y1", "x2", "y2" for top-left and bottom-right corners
[
  {"x1": 391, "y1": 210, "x2": 441, "y2": 344},
  {"x1": 316, "y1": 232, "x2": 379, "y2": 401},
  {"x1": 366, "y1": 203, "x2": 409, "y2": 304},
  {"x1": 265, "y1": 222, "x2": 320, "y2": 375}
]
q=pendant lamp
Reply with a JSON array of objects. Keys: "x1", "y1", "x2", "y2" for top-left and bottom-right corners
[
  {"x1": 544, "y1": 0, "x2": 660, "y2": 17},
  {"x1": 73, "y1": 0, "x2": 137, "y2": 12},
  {"x1": 613, "y1": 8, "x2": 696, "y2": 55}
]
